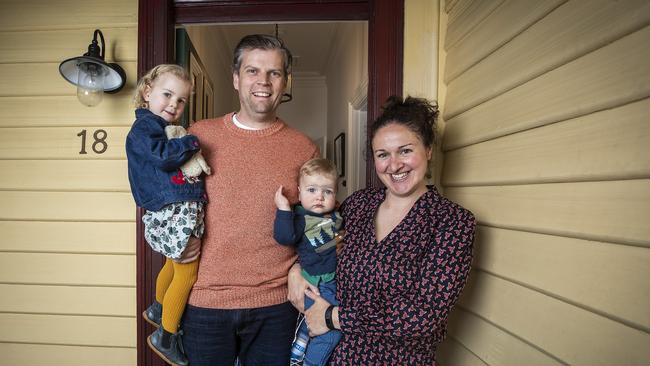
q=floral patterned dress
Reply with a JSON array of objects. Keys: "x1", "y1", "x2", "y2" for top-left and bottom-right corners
[{"x1": 330, "y1": 186, "x2": 476, "y2": 365}]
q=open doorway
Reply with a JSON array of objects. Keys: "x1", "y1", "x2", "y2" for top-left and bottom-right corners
[
  {"x1": 137, "y1": 2, "x2": 403, "y2": 365},
  {"x1": 182, "y1": 22, "x2": 367, "y2": 201}
]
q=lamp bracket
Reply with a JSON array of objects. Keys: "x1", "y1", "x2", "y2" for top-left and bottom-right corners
[{"x1": 84, "y1": 29, "x2": 105, "y2": 60}]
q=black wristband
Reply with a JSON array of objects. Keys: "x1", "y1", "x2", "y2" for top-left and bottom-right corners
[{"x1": 324, "y1": 305, "x2": 336, "y2": 330}]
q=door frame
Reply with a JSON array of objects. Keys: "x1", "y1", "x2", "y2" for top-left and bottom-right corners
[{"x1": 137, "y1": 1, "x2": 403, "y2": 364}]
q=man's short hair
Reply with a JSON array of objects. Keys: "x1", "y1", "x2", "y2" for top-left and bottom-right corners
[{"x1": 232, "y1": 34, "x2": 292, "y2": 80}]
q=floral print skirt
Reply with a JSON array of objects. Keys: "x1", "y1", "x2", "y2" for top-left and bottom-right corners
[{"x1": 142, "y1": 201, "x2": 205, "y2": 259}]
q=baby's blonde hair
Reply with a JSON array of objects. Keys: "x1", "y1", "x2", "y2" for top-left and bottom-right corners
[
  {"x1": 134, "y1": 64, "x2": 193, "y2": 109},
  {"x1": 300, "y1": 158, "x2": 338, "y2": 185}
]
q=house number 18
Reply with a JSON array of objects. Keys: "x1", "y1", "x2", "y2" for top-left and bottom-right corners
[{"x1": 77, "y1": 129, "x2": 108, "y2": 154}]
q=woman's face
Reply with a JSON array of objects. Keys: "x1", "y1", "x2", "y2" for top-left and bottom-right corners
[{"x1": 372, "y1": 123, "x2": 432, "y2": 199}]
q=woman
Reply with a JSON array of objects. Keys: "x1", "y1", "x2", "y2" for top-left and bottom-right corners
[{"x1": 289, "y1": 96, "x2": 476, "y2": 365}]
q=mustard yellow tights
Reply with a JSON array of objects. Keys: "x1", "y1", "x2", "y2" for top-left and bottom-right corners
[{"x1": 155, "y1": 258, "x2": 199, "y2": 334}]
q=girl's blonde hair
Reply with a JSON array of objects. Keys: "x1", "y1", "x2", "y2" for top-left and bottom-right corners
[{"x1": 134, "y1": 64, "x2": 193, "y2": 109}]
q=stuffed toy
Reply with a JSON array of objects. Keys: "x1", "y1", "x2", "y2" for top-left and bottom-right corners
[{"x1": 165, "y1": 125, "x2": 211, "y2": 183}]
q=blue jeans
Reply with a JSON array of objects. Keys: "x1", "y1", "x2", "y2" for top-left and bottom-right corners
[
  {"x1": 301, "y1": 280, "x2": 341, "y2": 366},
  {"x1": 181, "y1": 301, "x2": 298, "y2": 366}
]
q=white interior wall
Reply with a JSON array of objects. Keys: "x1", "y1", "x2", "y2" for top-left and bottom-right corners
[
  {"x1": 277, "y1": 74, "x2": 327, "y2": 144},
  {"x1": 185, "y1": 26, "x2": 239, "y2": 116},
  {"x1": 324, "y1": 22, "x2": 368, "y2": 200}
]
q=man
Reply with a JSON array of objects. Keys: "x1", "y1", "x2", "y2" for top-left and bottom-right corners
[{"x1": 179, "y1": 35, "x2": 319, "y2": 365}]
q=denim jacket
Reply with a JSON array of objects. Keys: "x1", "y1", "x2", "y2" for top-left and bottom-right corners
[{"x1": 126, "y1": 108, "x2": 208, "y2": 211}]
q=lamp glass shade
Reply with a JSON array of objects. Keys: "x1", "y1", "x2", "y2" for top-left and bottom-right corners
[
  {"x1": 76, "y1": 62, "x2": 105, "y2": 107},
  {"x1": 59, "y1": 56, "x2": 125, "y2": 92}
]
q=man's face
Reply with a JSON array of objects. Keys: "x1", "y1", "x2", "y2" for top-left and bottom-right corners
[{"x1": 233, "y1": 48, "x2": 287, "y2": 125}]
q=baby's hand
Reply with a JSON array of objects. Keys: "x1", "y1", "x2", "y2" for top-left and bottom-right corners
[{"x1": 274, "y1": 186, "x2": 291, "y2": 211}]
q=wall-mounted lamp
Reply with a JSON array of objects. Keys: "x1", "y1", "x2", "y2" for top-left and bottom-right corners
[{"x1": 59, "y1": 29, "x2": 127, "y2": 107}]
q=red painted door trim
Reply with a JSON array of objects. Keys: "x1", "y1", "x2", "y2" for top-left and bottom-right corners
[{"x1": 137, "y1": 1, "x2": 402, "y2": 364}]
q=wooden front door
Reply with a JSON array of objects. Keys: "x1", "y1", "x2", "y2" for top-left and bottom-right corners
[{"x1": 136, "y1": 1, "x2": 403, "y2": 364}]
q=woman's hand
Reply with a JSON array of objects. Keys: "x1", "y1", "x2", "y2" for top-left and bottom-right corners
[
  {"x1": 287, "y1": 263, "x2": 319, "y2": 312},
  {"x1": 275, "y1": 186, "x2": 291, "y2": 211},
  {"x1": 175, "y1": 236, "x2": 201, "y2": 263},
  {"x1": 304, "y1": 288, "x2": 333, "y2": 337}
]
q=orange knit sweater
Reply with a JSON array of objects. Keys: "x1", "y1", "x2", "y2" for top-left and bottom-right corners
[{"x1": 187, "y1": 113, "x2": 319, "y2": 308}]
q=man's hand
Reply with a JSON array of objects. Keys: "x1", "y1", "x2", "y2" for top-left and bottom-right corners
[
  {"x1": 287, "y1": 263, "x2": 319, "y2": 312},
  {"x1": 175, "y1": 236, "x2": 201, "y2": 263},
  {"x1": 274, "y1": 186, "x2": 291, "y2": 211},
  {"x1": 304, "y1": 288, "x2": 332, "y2": 337}
]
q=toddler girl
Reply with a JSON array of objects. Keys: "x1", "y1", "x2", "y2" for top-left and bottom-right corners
[{"x1": 126, "y1": 64, "x2": 209, "y2": 366}]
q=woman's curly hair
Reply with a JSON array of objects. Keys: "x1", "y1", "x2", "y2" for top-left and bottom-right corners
[{"x1": 370, "y1": 95, "x2": 439, "y2": 149}]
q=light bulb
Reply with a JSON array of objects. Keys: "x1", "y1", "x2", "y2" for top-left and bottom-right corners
[{"x1": 76, "y1": 62, "x2": 106, "y2": 107}]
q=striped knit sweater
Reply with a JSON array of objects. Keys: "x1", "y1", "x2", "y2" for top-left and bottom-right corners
[{"x1": 187, "y1": 113, "x2": 319, "y2": 308}]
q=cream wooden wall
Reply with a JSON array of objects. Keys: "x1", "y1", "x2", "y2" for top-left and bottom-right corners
[
  {"x1": 0, "y1": 1, "x2": 138, "y2": 365},
  {"x1": 403, "y1": 0, "x2": 444, "y2": 188},
  {"x1": 436, "y1": 0, "x2": 650, "y2": 365}
]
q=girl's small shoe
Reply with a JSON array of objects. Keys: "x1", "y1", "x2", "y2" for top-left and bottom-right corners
[
  {"x1": 143, "y1": 301, "x2": 162, "y2": 328},
  {"x1": 147, "y1": 327, "x2": 188, "y2": 366}
]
